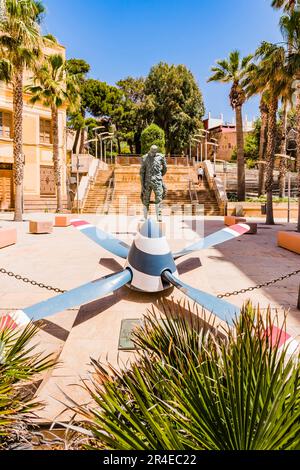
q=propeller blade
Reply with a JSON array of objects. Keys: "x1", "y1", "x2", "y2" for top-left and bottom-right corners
[
  {"x1": 173, "y1": 223, "x2": 250, "y2": 259},
  {"x1": 71, "y1": 219, "x2": 130, "y2": 259},
  {"x1": 2, "y1": 269, "x2": 132, "y2": 328},
  {"x1": 162, "y1": 271, "x2": 239, "y2": 325}
]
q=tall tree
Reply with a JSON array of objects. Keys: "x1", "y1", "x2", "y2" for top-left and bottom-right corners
[
  {"x1": 272, "y1": 0, "x2": 297, "y2": 198},
  {"x1": 66, "y1": 58, "x2": 90, "y2": 154},
  {"x1": 26, "y1": 54, "x2": 80, "y2": 212},
  {"x1": 80, "y1": 79, "x2": 125, "y2": 153},
  {"x1": 0, "y1": 0, "x2": 44, "y2": 221},
  {"x1": 280, "y1": 11, "x2": 300, "y2": 231},
  {"x1": 145, "y1": 62, "x2": 205, "y2": 155},
  {"x1": 278, "y1": 88, "x2": 294, "y2": 197},
  {"x1": 208, "y1": 51, "x2": 253, "y2": 201},
  {"x1": 246, "y1": 42, "x2": 292, "y2": 225},
  {"x1": 271, "y1": 0, "x2": 297, "y2": 12},
  {"x1": 258, "y1": 94, "x2": 269, "y2": 196},
  {"x1": 116, "y1": 77, "x2": 151, "y2": 154}
]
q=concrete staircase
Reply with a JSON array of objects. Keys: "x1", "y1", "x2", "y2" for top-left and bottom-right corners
[
  {"x1": 196, "y1": 178, "x2": 221, "y2": 215},
  {"x1": 24, "y1": 196, "x2": 68, "y2": 213},
  {"x1": 216, "y1": 165, "x2": 298, "y2": 197},
  {"x1": 82, "y1": 164, "x2": 220, "y2": 216},
  {"x1": 82, "y1": 167, "x2": 114, "y2": 213}
]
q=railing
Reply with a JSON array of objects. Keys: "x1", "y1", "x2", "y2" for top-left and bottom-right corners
[
  {"x1": 115, "y1": 156, "x2": 191, "y2": 166},
  {"x1": 74, "y1": 158, "x2": 108, "y2": 213},
  {"x1": 188, "y1": 179, "x2": 199, "y2": 204},
  {"x1": 202, "y1": 160, "x2": 228, "y2": 215},
  {"x1": 103, "y1": 176, "x2": 115, "y2": 214}
]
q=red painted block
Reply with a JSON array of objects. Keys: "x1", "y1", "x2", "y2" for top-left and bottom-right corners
[{"x1": 0, "y1": 227, "x2": 17, "y2": 249}]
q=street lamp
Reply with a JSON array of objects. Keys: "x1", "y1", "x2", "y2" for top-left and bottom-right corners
[
  {"x1": 275, "y1": 153, "x2": 296, "y2": 223},
  {"x1": 97, "y1": 132, "x2": 114, "y2": 161},
  {"x1": 206, "y1": 141, "x2": 219, "y2": 176},
  {"x1": 92, "y1": 126, "x2": 105, "y2": 160},
  {"x1": 102, "y1": 135, "x2": 114, "y2": 164},
  {"x1": 191, "y1": 138, "x2": 202, "y2": 163},
  {"x1": 196, "y1": 129, "x2": 209, "y2": 160},
  {"x1": 84, "y1": 138, "x2": 98, "y2": 159},
  {"x1": 93, "y1": 126, "x2": 105, "y2": 132}
]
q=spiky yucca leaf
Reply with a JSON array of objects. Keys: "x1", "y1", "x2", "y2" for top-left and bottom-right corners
[
  {"x1": 0, "y1": 321, "x2": 55, "y2": 449},
  {"x1": 69, "y1": 301, "x2": 300, "y2": 450}
]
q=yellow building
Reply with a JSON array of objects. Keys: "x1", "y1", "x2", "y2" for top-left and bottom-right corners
[{"x1": 0, "y1": 40, "x2": 68, "y2": 212}]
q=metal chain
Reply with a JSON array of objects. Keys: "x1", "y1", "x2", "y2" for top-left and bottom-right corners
[
  {"x1": 0, "y1": 267, "x2": 66, "y2": 294},
  {"x1": 1, "y1": 266, "x2": 300, "y2": 300},
  {"x1": 218, "y1": 269, "x2": 300, "y2": 299}
]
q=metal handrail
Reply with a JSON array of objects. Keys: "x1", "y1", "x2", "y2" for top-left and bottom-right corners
[
  {"x1": 103, "y1": 176, "x2": 115, "y2": 214},
  {"x1": 188, "y1": 178, "x2": 199, "y2": 204}
]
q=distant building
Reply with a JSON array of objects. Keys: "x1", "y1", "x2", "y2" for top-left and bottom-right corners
[
  {"x1": 0, "y1": 39, "x2": 68, "y2": 211},
  {"x1": 201, "y1": 113, "x2": 256, "y2": 162}
]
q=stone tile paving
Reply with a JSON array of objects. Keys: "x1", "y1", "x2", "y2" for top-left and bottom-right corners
[{"x1": 0, "y1": 212, "x2": 299, "y2": 423}]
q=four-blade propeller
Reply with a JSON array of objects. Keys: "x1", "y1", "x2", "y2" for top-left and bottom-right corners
[{"x1": 1, "y1": 218, "x2": 250, "y2": 328}]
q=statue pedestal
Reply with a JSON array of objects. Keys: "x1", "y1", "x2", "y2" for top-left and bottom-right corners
[{"x1": 138, "y1": 221, "x2": 166, "y2": 236}]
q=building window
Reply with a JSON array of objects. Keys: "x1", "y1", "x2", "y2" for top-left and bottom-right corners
[
  {"x1": 228, "y1": 143, "x2": 232, "y2": 149},
  {"x1": 40, "y1": 119, "x2": 52, "y2": 144},
  {"x1": 0, "y1": 111, "x2": 12, "y2": 138}
]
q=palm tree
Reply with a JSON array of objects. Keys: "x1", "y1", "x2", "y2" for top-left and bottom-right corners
[
  {"x1": 280, "y1": 11, "x2": 300, "y2": 231},
  {"x1": 66, "y1": 58, "x2": 90, "y2": 155},
  {"x1": 246, "y1": 43, "x2": 292, "y2": 225},
  {"x1": 278, "y1": 89, "x2": 294, "y2": 197},
  {"x1": 26, "y1": 54, "x2": 80, "y2": 212},
  {"x1": 208, "y1": 51, "x2": 253, "y2": 201},
  {"x1": 272, "y1": 0, "x2": 297, "y2": 198},
  {"x1": 0, "y1": 0, "x2": 44, "y2": 222},
  {"x1": 258, "y1": 94, "x2": 269, "y2": 196},
  {"x1": 271, "y1": 0, "x2": 297, "y2": 12}
]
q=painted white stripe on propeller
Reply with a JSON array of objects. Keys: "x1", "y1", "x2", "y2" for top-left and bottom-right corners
[{"x1": 134, "y1": 233, "x2": 170, "y2": 255}]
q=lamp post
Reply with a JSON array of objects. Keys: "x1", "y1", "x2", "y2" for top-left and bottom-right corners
[
  {"x1": 84, "y1": 138, "x2": 98, "y2": 159},
  {"x1": 97, "y1": 132, "x2": 114, "y2": 162},
  {"x1": 191, "y1": 138, "x2": 202, "y2": 163},
  {"x1": 102, "y1": 135, "x2": 114, "y2": 164},
  {"x1": 74, "y1": 138, "x2": 97, "y2": 213},
  {"x1": 206, "y1": 141, "x2": 219, "y2": 176},
  {"x1": 275, "y1": 153, "x2": 296, "y2": 223},
  {"x1": 75, "y1": 150, "x2": 80, "y2": 214},
  {"x1": 92, "y1": 126, "x2": 105, "y2": 160},
  {"x1": 196, "y1": 129, "x2": 209, "y2": 160}
]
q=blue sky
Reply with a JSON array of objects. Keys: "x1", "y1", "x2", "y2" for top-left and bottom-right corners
[{"x1": 42, "y1": 0, "x2": 282, "y2": 122}]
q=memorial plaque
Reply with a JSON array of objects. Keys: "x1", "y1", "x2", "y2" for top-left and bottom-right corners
[{"x1": 118, "y1": 319, "x2": 142, "y2": 350}]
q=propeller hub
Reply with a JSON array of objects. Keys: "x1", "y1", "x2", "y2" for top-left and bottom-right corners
[{"x1": 125, "y1": 219, "x2": 178, "y2": 292}]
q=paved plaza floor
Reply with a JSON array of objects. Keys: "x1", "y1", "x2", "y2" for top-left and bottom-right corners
[{"x1": 0, "y1": 212, "x2": 300, "y2": 423}]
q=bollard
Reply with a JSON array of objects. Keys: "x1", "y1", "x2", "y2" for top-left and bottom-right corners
[{"x1": 298, "y1": 284, "x2": 300, "y2": 311}]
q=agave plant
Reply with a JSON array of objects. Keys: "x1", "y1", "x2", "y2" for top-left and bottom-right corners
[
  {"x1": 0, "y1": 321, "x2": 55, "y2": 449},
  {"x1": 70, "y1": 301, "x2": 300, "y2": 450}
]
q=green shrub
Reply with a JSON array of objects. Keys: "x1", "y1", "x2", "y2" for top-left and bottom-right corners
[
  {"x1": 71, "y1": 301, "x2": 300, "y2": 450},
  {"x1": 246, "y1": 158, "x2": 257, "y2": 169},
  {"x1": 0, "y1": 321, "x2": 54, "y2": 449},
  {"x1": 120, "y1": 142, "x2": 131, "y2": 154},
  {"x1": 141, "y1": 124, "x2": 165, "y2": 155}
]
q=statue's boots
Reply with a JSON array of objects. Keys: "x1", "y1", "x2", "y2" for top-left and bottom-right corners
[
  {"x1": 143, "y1": 205, "x2": 149, "y2": 220},
  {"x1": 155, "y1": 204, "x2": 162, "y2": 222}
]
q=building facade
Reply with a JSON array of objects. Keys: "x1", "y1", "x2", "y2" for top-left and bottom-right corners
[
  {"x1": 202, "y1": 114, "x2": 255, "y2": 162},
  {"x1": 0, "y1": 40, "x2": 67, "y2": 211}
]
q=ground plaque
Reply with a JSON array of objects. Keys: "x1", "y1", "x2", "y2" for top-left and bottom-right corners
[{"x1": 118, "y1": 319, "x2": 142, "y2": 350}]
